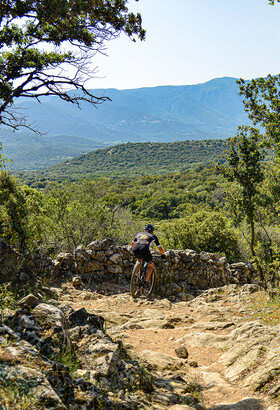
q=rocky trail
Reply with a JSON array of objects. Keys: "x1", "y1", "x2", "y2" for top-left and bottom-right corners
[
  {"x1": 3, "y1": 276, "x2": 280, "y2": 409},
  {"x1": 60, "y1": 282, "x2": 280, "y2": 409},
  {"x1": 2, "y1": 242, "x2": 280, "y2": 408}
]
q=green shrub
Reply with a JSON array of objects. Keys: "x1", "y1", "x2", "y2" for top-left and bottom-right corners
[{"x1": 159, "y1": 210, "x2": 241, "y2": 262}]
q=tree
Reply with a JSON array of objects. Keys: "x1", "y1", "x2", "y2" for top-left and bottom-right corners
[
  {"x1": 218, "y1": 126, "x2": 266, "y2": 279},
  {"x1": 0, "y1": 144, "x2": 6, "y2": 168},
  {"x1": 0, "y1": 0, "x2": 145, "y2": 130},
  {"x1": 0, "y1": 171, "x2": 37, "y2": 253},
  {"x1": 238, "y1": 75, "x2": 280, "y2": 159}
]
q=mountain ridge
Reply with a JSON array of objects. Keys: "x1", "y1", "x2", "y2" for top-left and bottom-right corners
[{"x1": 1, "y1": 77, "x2": 249, "y2": 170}]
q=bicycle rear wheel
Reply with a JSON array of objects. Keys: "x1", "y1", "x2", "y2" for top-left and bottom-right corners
[
  {"x1": 141, "y1": 267, "x2": 156, "y2": 298},
  {"x1": 130, "y1": 261, "x2": 143, "y2": 298}
]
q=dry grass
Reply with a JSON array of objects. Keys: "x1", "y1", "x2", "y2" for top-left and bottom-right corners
[{"x1": 249, "y1": 290, "x2": 280, "y2": 326}]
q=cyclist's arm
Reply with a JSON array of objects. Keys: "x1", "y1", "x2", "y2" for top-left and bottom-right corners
[
  {"x1": 157, "y1": 244, "x2": 165, "y2": 255},
  {"x1": 153, "y1": 234, "x2": 165, "y2": 255}
]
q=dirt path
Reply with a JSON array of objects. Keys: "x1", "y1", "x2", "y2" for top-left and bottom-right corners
[{"x1": 59, "y1": 283, "x2": 277, "y2": 409}]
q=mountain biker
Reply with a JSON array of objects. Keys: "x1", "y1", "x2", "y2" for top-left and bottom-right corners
[{"x1": 131, "y1": 223, "x2": 166, "y2": 282}]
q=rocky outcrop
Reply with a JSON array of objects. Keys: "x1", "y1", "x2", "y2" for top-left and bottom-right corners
[
  {"x1": 0, "y1": 301, "x2": 157, "y2": 409},
  {"x1": 2, "y1": 276, "x2": 280, "y2": 408}
]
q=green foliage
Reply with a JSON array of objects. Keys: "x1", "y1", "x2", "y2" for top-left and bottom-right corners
[
  {"x1": 217, "y1": 126, "x2": 266, "y2": 263},
  {"x1": 268, "y1": 1, "x2": 280, "y2": 7},
  {"x1": 0, "y1": 367, "x2": 46, "y2": 409},
  {"x1": 238, "y1": 75, "x2": 280, "y2": 159},
  {"x1": 2, "y1": 132, "x2": 106, "y2": 171},
  {"x1": 0, "y1": 283, "x2": 17, "y2": 324},
  {"x1": 0, "y1": 0, "x2": 144, "y2": 129},
  {"x1": 0, "y1": 171, "x2": 29, "y2": 253},
  {"x1": 226, "y1": 74, "x2": 280, "y2": 285},
  {"x1": 3, "y1": 145, "x2": 279, "y2": 270},
  {"x1": 51, "y1": 347, "x2": 80, "y2": 375},
  {"x1": 0, "y1": 171, "x2": 44, "y2": 253},
  {"x1": 250, "y1": 291, "x2": 280, "y2": 326},
  {"x1": 35, "y1": 179, "x2": 142, "y2": 254},
  {"x1": 0, "y1": 143, "x2": 9, "y2": 169},
  {"x1": 16, "y1": 140, "x2": 226, "y2": 183},
  {"x1": 159, "y1": 210, "x2": 240, "y2": 262}
]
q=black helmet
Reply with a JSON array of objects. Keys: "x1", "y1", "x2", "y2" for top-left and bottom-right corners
[{"x1": 144, "y1": 223, "x2": 154, "y2": 233}]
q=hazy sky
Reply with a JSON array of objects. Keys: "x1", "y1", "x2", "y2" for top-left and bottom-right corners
[{"x1": 87, "y1": 0, "x2": 280, "y2": 90}]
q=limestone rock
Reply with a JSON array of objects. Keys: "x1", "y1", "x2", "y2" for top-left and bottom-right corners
[
  {"x1": 54, "y1": 252, "x2": 74, "y2": 271},
  {"x1": 32, "y1": 303, "x2": 67, "y2": 330},
  {"x1": 72, "y1": 275, "x2": 82, "y2": 287},
  {"x1": 175, "y1": 346, "x2": 189, "y2": 359},
  {"x1": 0, "y1": 363, "x2": 67, "y2": 409},
  {"x1": 68, "y1": 307, "x2": 104, "y2": 330},
  {"x1": 211, "y1": 397, "x2": 264, "y2": 409},
  {"x1": 120, "y1": 308, "x2": 177, "y2": 330},
  {"x1": 73, "y1": 245, "x2": 90, "y2": 261},
  {"x1": 18, "y1": 294, "x2": 39, "y2": 309},
  {"x1": 137, "y1": 350, "x2": 185, "y2": 371}
]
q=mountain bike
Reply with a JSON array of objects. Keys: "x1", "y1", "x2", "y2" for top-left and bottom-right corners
[{"x1": 130, "y1": 260, "x2": 156, "y2": 298}]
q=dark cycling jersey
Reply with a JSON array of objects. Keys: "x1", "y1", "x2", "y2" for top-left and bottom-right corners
[
  {"x1": 133, "y1": 231, "x2": 160, "y2": 247},
  {"x1": 132, "y1": 231, "x2": 161, "y2": 263}
]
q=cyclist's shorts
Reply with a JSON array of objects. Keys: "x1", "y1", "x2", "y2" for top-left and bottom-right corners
[{"x1": 133, "y1": 244, "x2": 153, "y2": 263}]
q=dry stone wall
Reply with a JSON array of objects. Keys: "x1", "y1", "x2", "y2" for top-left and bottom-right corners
[
  {"x1": 52, "y1": 239, "x2": 258, "y2": 301},
  {"x1": 0, "y1": 238, "x2": 258, "y2": 300}
]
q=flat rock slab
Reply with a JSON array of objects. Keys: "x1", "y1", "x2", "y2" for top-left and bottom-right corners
[
  {"x1": 120, "y1": 308, "x2": 179, "y2": 330},
  {"x1": 211, "y1": 397, "x2": 265, "y2": 409},
  {"x1": 176, "y1": 331, "x2": 230, "y2": 349},
  {"x1": 191, "y1": 321, "x2": 235, "y2": 330},
  {"x1": 137, "y1": 350, "x2": 186, "y2": 371}
]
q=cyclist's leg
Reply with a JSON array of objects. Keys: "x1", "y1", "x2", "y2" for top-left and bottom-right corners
[
  {"x1": 132, "y1": 246, "x2": 144, "y2": 275},
  {"x1": 145, "y1": 261, "x2": 154, "y2": 281},
  {"x1": 135, "y1": 258, "x2": 142, "y2": 275},
  {"x1": 141, "y1": 249, "x2": 153, "y2": 281}
]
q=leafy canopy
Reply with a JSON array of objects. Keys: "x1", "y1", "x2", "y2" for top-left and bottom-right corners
[
  {"x1": 0, "y1": 0, "x2": 145, "y2": 129},
  {"x1": 238, "y1": 75, "x2": 280, "y2": 158}
]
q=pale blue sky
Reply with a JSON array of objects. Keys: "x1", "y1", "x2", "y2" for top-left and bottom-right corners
[{"x1": 88, "y1": 0, "x2": 280, "y2": 90}]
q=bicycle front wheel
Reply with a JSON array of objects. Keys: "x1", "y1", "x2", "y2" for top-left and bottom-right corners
[{"x1": 130, "y1": 261, "x2": 143, "y2": 298}]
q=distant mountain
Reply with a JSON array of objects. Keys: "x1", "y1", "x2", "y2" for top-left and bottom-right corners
[
  {"x1": 1, "y1": 77, "x2": 249, "y2": 170},
  {"x1": 19, "y1": 139, "x2": 227, "y2": 184},
  {"x1": 1, "y1": 131, "x2": 107, "y2": 171}
]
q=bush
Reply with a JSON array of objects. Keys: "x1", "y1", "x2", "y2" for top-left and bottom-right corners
[{"x1": 159, "y1": 210, "x2": 241, "y2": 263}]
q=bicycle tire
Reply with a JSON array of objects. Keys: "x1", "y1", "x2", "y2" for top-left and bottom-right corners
[
  {"x1": 130, "y1": 261, "x2": 143, "y2": 298},
  {"x1": 130, "y1": 262, "x2": 156, "y2": 298},
  {"x1": 141, "y1": 267, "x2": 156, "y2": 298}
]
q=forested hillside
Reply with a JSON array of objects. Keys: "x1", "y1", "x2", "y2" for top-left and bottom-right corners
[{"x1": 16, "y1": 139, "x2": 226, "y2": 184}]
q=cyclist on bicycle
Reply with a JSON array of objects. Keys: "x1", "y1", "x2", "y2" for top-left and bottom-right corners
[{"x1": 131, "y1": 224, "x2": 166, "y2": 282}]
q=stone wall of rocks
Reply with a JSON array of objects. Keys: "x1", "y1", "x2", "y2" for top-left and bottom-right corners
[
  {"x1": 0, "y1": 238, "x2": 258, "y2": 300},
  {"x1": 51, "y1": 239, "x2": 258, "y2": 301}
]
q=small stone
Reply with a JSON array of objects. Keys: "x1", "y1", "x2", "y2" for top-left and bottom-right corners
[
  {"x1": 175, "y1": 346, "x2": 189, "y2": 359},
  {"x1": 188, "y1": 361, "x2": 198, "y2": 367},
  {"x1": 72, "y1": 276, "x2": 82, "y2": 287},
  {"x1": 18, "y1": 294, "x2": 39, "y2": 309}
]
